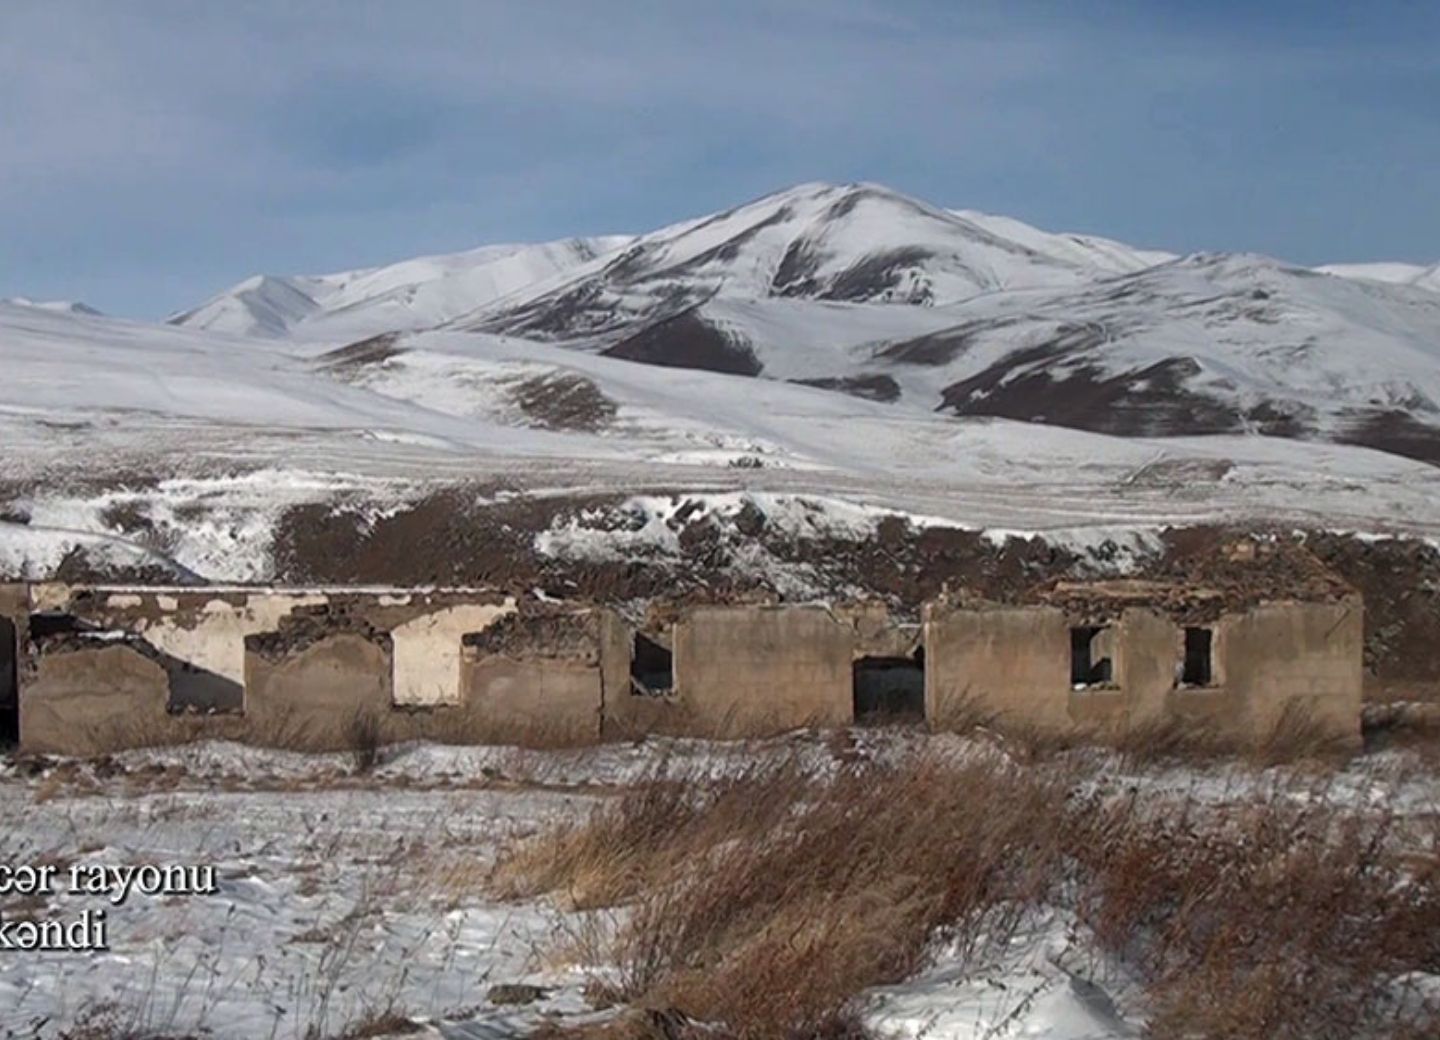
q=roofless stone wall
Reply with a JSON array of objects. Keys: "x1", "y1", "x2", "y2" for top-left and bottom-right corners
[{"x1": 6, "y1": 581, "x2": 1362, "y2": 754}]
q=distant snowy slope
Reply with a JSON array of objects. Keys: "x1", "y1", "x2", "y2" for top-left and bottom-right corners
[
  {"x1": 169, "y1": 236, "x2": 633, "y2": 341},
  {"x1": 949, "y1": 210, "x2": 1174, "y2": 275},
  {"x1": 78, "y1": 179, "x2": 1440, "y2": 470},
  {"x1": 1318, "y1": 261, "x2": 1440, "y2": 294},
  {"x1": 869, "y1": 253, "x2": 1440, "y2": 461},
  {"x1": 7, "y1": 294, "x2": 1440, "y2": 584},
  {"x1": 3, "y1": 296, "x2": 103, "y2": 316}
]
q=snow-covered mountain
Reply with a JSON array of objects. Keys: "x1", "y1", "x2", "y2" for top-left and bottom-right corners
[
  {"x1": 947, "y1": 210, "x2": 1175, "y2": 275},
  {"x1": 1318, "y1": 261, "x2": 1440, "y2": 295},
  {"x1": 332, "y1": 184, "x2": 1434, "y2": 466},
  {"x1": 6, "y1": 296, "x2": 1439, "y2": 584},
  {"x1": 3, "y1": 296, "x2": 102, "y2": 316},
  {"x1": 452, "y1": 183, "x2": 1139, "y2": 343},
  {"x1": 59, "y1": 181, "x2": 1440, "y2": 468},
  {"x1": 169, "y1": 236, "x2": 633, "y2": 341},
  {"x1": 7, "y1": 180, "x2": 1440, "y2": 582}
]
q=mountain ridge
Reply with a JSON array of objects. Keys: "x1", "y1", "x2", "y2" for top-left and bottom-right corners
[{"x1": 147, "y1": 181, "x2": 1440, "y2": 466}]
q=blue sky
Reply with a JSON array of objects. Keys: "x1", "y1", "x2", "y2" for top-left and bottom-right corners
[{"x1": 2, "y1": 0, "x2": 1437, "y2": 319}]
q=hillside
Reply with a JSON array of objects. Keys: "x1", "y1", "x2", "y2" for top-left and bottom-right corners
[{"x1": 5, "y1": 182, "x2": 1440, "y2": 588}]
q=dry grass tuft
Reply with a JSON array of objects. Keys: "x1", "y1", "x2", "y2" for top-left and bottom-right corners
[
  {"x1": 502, "y1": 754, "x2": 1072, "y2": 1038},
  {"x1": 1073, "y1": 788, "x2": 1440, "y2": 1038},
  {"x1": 1252, "y1": 700, "x2": 1356, "y2": 767},
  {"x1": 346, "y1": 709, "x2": 384, "y2": 774},
  {"x1": 502, "y1": 752, "x2": 1440, "y2": 1040}
]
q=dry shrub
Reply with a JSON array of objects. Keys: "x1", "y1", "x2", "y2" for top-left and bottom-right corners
[
  {"x1": 1364, "y1": 702, "x2": 1440, "y2": 763},
  {"x1": 56, "y1": 1000, "x2": 197, "y2": 1039},
  {"x1": 407, "y1": 706, "x2": 601, "y2": 750},
  {"x1": 1111, "y1": 713, "x2": 1235, "y2": 766},
  {"x1": 347, "y1": 709, "x2": 384, "y2": 773},
  {"x1": 1253, "y1": 700, "x2": 1355, "y2": 767},
  {"x1": 1071, "y1": 788, "x2": 1440, "y2": 1039},
  {"x1": 506, "y1": 753, "x2": 1440, "y2": 1040},
  {"x1": 494, "y1": 758, "x2": 811, "y2": 909},
  {"x1": 505, "y1": 754, "x2": 1071, "y2": 1039}
]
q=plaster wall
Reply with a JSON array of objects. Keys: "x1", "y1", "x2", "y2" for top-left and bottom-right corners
[
  {"x1": 25, "y1": 586, "x2": 516, "y2": 712},
  {"x1": 244, "y1": 633, "x2": 393, "y2": 749},
  {"x1": 21, "y1": 644, "x2": 170, "y2": 755},
  {"x1": 671, "y1": 606, "x2": 854, "y2": 737},
  {"x1": 924, "y1": 605, "x2": 1071, "y2": 731},
  {"x1": 1218, "y1": 601, "x2": 1363, "y2": 744},
  {"x1": 391, "y1": 603, "x2": 516, "y2": 706},
  {"x1": 459, "y1": 651, "x2": 602, "y2": 744},
  {"x1": 926, "y1": 599, "x2": 1363, "y2": 744}
]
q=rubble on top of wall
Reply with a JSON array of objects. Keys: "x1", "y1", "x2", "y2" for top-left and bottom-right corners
[
  {"x1": 244, "y1": 605, "x2": 393, "y2": 659},
  {"x1": 1035, "y1": 538, "x2": 1356, "y2": 624},
  {"x1": 631, "y1": 589, "x2": 783, "y2": 630},
  {"x1": 1039, "y1": 580, "x2": 1231, "y2": 625},
  {"x1": 461, "y1": 607, "x2": 599, "y2": 661},
  {"x1": 27, "y1": 616, "x2": 143, "y2": 655}
]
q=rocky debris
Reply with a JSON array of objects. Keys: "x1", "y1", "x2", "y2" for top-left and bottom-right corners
[
  {"x1": 16, "y1": 482, "x2": 1440, "y2": 699},
  {"x1": 1307, "y1": 532, "x2": 1440, "y2": 689},
  {"x1": 486, "y1": 983, "x2": 549, "y2": 1006},
  {"x1": 244, "y1": 604, "x2": 393, "y2": 659},
  {"x1": 508, "y1": 371, "x2": 618, "y2": 432},
  {"x1": 1035, "y1": 533, "x2": 1355, "y2": 624},
  {"x1": 462, "y1": 609, "x2": 598, "y2": 660}
]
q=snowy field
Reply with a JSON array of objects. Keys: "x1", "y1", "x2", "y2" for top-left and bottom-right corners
[
  {"x1": 2, "y1": 730, "x2": 1436, "y2": 1039},
  {"x1": 6, "y1": 290, "x2": 1440, "y2": 584}
]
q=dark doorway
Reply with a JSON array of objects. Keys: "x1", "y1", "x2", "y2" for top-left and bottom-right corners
[
  {"x1": 1070, "y1": 627, "x2": 1113, "y2": 687},
  {"x1": 1181, "y1": 627, "x2": 1214, "y2": 687},
  {"x1": 631, "y1": 632, "x2": 673, "y2": 696},
  {"x1": 0, "y1": 617, "x2": 16, "y2": 744},
  {"x1": 853, "y1": 651, "x2": 925, "y2": 724}
]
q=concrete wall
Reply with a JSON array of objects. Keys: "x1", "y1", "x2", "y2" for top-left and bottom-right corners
[
  {"x1": 460, "y1": 652, "x2": 602, "y2": 744},
  {"x1": 457, "y1": 610, "x2": 607, "y2": 744},
  {"x1": 390, "y1": 602, "x2": 516, "y2": 706},
  {"x1": 20, "y1": 642, "x2": 171, "y2": 755},
  {"x1": 925, "y1": 599, "x2": 1363, "y2": 745},
  {"x1": 8, "y1": 584, "x2": 1364, "y2": 753},
  {"x1": 670, "y1": 605, "x2": 855, "y2": 737},
  {"x1": 29, "y1": 586, "x2": 326, "y2": 699},
  {"x1": 924, "y1": 604, "x2": 1072, "y2": 731},
  {"x1": 1216, "y1": 601, "x2": 1363, "y2": 744},
  {"x1": 244, "y1": 631, "x2": 394, "y2": 750},
  {"x1": 25, "y1": 586, "x2": 515, "y2": 714}
]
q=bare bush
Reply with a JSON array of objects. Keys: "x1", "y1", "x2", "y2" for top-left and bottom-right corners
[
  {"x1": 347, "y1": 709, "x2": 383, "y2": 774},
  {"x1": 503, "y1": 753, "x2": 1440, "y2": 1040},
  {"x1": 502, "y1": 754, "x2": 1072, "y2": 1038},
  {"x1": 1071, "y1": 788, "x2": 1440, "y2": 1039}
]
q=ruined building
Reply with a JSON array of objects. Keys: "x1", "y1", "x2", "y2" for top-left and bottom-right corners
[{"x1": 0, "y1": 549, "x2": 1363, "y2": 755}]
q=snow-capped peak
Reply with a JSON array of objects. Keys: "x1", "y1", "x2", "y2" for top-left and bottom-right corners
[
  {"x1": 169, "y1": 235, "x2": 635, "y2": 342},
  {"x1": 3, "y1": 296, "x2": 103, "y2": 316},
  {"x1": 1317, "y1": 260, "x2": 1440, "y2": 295}
]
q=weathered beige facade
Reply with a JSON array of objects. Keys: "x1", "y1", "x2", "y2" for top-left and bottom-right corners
[
  {"x1": 458, "y1": 611, "x2": 607, "y2": 744},
  {"x1": 924, "y1": 582, "x2": 1364, "y2": 746},
  {"x1": 245, "y1": 626, "x2": 395, "y2": 750},
  {"x1": 20, "y1": 641, "x2": 171, "y2": 755},
  {"x1": 8, "y1": 573, "x2": 1365, "y2": 755},
  {"x1": 672, "y1": 605, "x2": 854, "y2": 737}
]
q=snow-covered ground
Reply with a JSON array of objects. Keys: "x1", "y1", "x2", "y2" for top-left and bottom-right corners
[
  {"x1": 5, "y1": 181, "x2": 1440, "y2": 585},
  {"x1": 6, "y1": 295, "x2": 1440, "y2": 583},
  {"x1": 2, "y1": 730, "x2": 1435, "y2": 1039}
]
